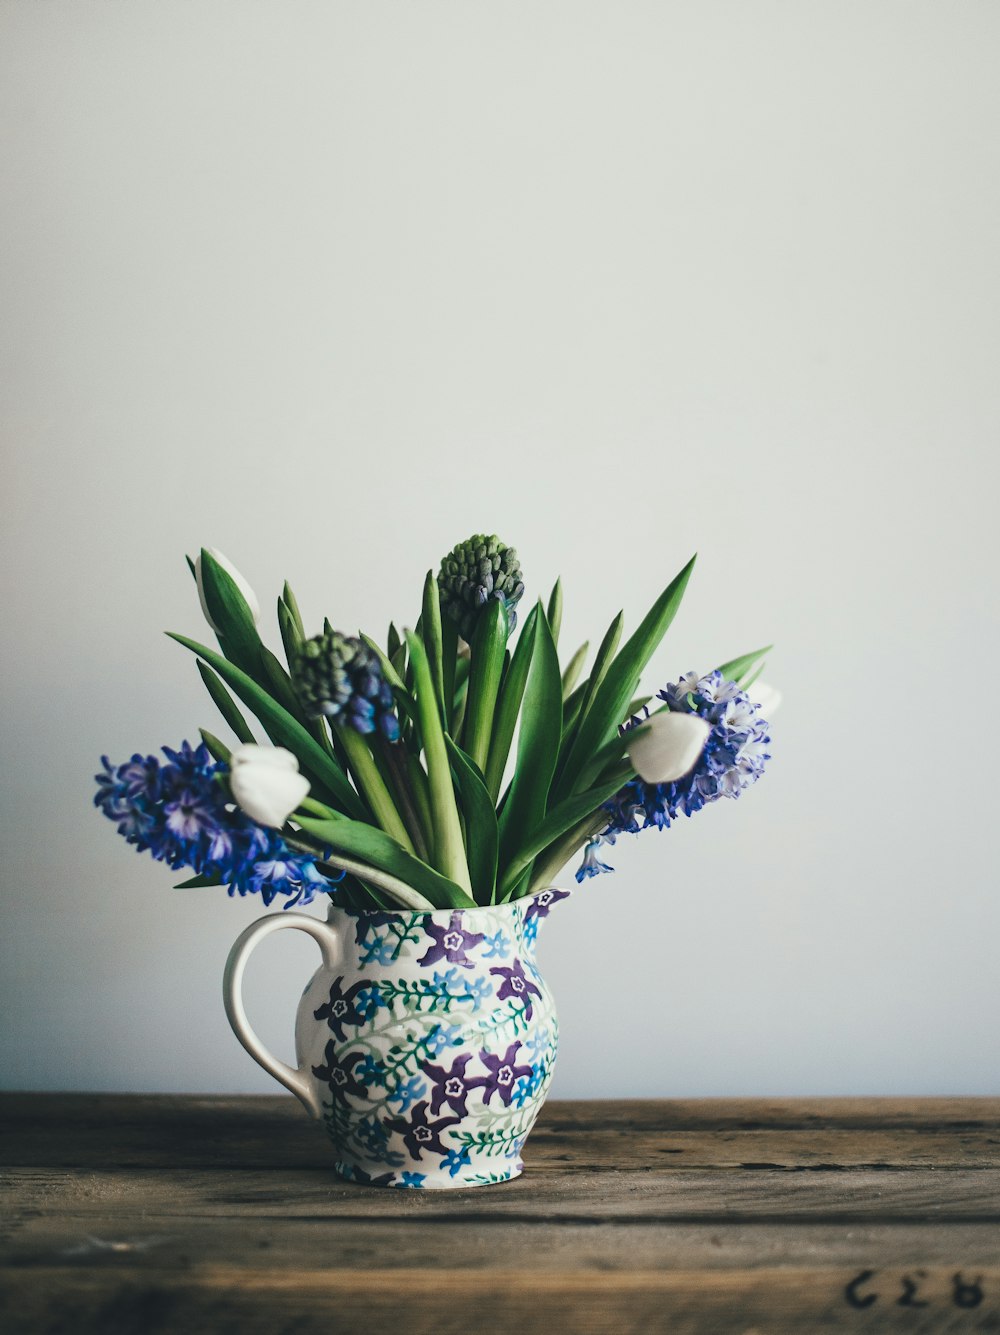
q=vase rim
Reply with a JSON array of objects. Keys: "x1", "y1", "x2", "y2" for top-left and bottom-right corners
[{"x1": 325, "y1": 882, "x2": 575, "y2": 921}]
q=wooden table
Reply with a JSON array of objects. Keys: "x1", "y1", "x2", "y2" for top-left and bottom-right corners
[{"x1": 1, "y1": 1095, "x2": 998, "y2": 1332}]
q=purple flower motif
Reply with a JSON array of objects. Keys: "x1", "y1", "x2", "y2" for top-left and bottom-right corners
[
  {"x1": 418, "y1": 912, "x2": 486, "y2": 970},
  {"x1": 314, "y1": 976, "x2": 380, "y2": 1041},
  {"x1": 468, "y1": 1042, "x2": 534, "y2": 1108},
  {"x1": 490, "y1": 958, "x2": 542, "y2": 1019},
  {"x1": 424, "y1": 1053, "x2": 474, "y2": 1117},
  {"x1": 311, "y1": 1043, "x2": 369, "y2": 1103},
  {"x1": 383, "y1": 1101, "x2": 460, "y2": 1161},
  {"x1": 524, "y1": 888, "x2": 570, "y2": 922}
]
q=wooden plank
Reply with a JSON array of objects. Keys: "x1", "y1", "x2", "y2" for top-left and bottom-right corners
[
  {"x1": 4, "y1": 1165, "x2": 1000, "y2": 1225},
  {"x1": 3, "y1": 1265, "x2": 1000, "y2": 1335},
  {"x1": 5, "y1": 1213, "x2": 1000, "y2": 1273},
  {"x1": 3, "y1": 1094, "x2": 999, "y2": 1170}
]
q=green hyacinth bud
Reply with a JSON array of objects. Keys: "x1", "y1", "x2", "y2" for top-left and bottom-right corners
[
  {"x1": 290, "y1": 629, "x2": 400, "y2": 741},
  {"x1": 438, "y1": 534, "x2": 524, "y2": 642}
]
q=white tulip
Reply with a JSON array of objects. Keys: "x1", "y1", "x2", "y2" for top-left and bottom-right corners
[
  {"x1": 229, "y1": 744, "x2": 310, "y2": 828},
  {"x1": 195, "y1": 547, "x2": 261, "y2": 634},
  {"x1": 628, "y1": 712, "x2": 711, "y2": 784},
  {"x1": 750, "y1": 681, "x2": 782, "y2": 718}
]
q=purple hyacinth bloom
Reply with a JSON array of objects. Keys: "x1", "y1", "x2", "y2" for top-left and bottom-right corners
[
  {"x1": 424, "y1": 1053, "x2": 474, "y2": 1117},
  {"x1": 94, "y1": 740, "x2": 339, "y2": 908},
  {"x1": 418, "y1": 912, "x2": 486, "y2": 970},
  {"x1": 468, "y1": 1042, "x2": 534, "y2": 1108},
  {"x1": 383, "y1": 1101, "x2": 460, "y2": 1161},
  {"x1": 490, "y1": 959, "x2": 543, "y2": 1019},
  {"x1": 579, "y1": 670, "x2": 773, "y2": 881}
]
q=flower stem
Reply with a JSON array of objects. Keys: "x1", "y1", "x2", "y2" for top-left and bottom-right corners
[
  {"x1": 334, "y1": 724, "x2": 416, "y2": 856},
  {"x1": 461, "y1": 599, "x2": 508, "y2": 773},
  {"x1": 405, "y1": 630, "x2": 473, "y2": 895},
  {"x1": 377, "y1": 736, "x2": 431, "y2": 863}
]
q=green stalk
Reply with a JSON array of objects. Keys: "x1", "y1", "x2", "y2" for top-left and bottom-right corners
[
  {"x1": 406, "y1": 630, "x2": 473, "y2": 894},
  {"x1": 377, "y1": 737, "x2": 430, "y2": 862},
  {"x1": 421, "y1": 570, "x2": 448, "y2": 723},
  {"x1": 334, "y1": 724, "x2": 416, "y2": 855},
  {"x1": 484, "y1": 603, "x2": 538, "y2": 802},
  {"x1": 525, "y1": 813, "x2": 608, "y2": 897},
  {"x1": 406, "y1": 752, "x2": 434, "y2": 840},
  {"x1": 461, "y1": 599, "x2": 509, "y2": 773}
]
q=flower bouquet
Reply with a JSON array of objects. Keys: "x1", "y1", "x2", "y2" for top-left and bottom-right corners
[{"x1": 95, "y1": 538, "x2": 775, "y2": 1187}]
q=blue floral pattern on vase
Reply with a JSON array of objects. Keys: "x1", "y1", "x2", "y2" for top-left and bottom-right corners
[{"x1": 292, "y1": 889, "x2": 568, "y2": 1188}]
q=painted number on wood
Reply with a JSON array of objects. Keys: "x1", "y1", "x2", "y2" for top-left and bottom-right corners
[{"x1": 845, "y1": 1270, "x2": 985, "y2": 1311}]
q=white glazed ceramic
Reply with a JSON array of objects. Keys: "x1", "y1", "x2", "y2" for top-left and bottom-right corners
[{"x1": 223, "y1": 888, "x2": 569, "y2": 1188}]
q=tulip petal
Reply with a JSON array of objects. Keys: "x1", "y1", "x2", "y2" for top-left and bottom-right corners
[
  {"x1": 195, "y1": 547, "x2": 261, "y2": 634},
  {"x1": 628, "y1": 712, "x2": 711, "y2": 784},
  {"x1": 750, "y1": 682, "x2": 782, "y2": 718}
]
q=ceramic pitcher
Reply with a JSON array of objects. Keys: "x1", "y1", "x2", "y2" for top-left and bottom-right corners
[{"x1": 223, "y1": 887, "x2": 568, "y2": 1188}]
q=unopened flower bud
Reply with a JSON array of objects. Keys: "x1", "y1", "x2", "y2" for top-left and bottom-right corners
[{"x1": 195, "y1": 548, "x2": 261, "y2": 634}]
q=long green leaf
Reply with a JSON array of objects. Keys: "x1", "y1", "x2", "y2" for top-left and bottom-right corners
[
  {"x1": 296, "y1": 813, "x2": 475, "y2": 909},
  {"x1": 497, "y1": 605, "x2": 562, "y2": 870},
  {"x1": 484, "y1": 603, "x2": 538, "y2": 802},
  {"x1": 199, "y1": 728, "x2": 231, "y2": 764},
  {"x1": 446, "y1": 738, "x2": 499, "y2": 905},
  {"x1": 561, "y1": 640, "x2": 589, "y2": 699},
  {"x1": 197, "y1": 661, "x2": 256, "y2": 744},
  {"x1": 546, "y1": 577, "x2": 563, "y2": 647},
  {"x1": 277, "y1": 597, "x2": 303, "y2": 668},
  {"x1": 716, "y1": 644, "x2": 773, "y2": 684},
  {"x1": 557, "y1": 556, "x2": 696, "y2": 797},
  {"x1": 167, "y1": 633, "x2": 366, "y2": 819},
  {"x1": 498, "y1": 764, "x2": 633, "y2": 899},
  {"x1": 405, "y1": 631, "x2": 473, "y2": 894}
]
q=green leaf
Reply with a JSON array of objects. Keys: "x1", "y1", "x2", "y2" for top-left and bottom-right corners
[
  {"x1": 446, "y1": 738, "x2": 499, "y2": 905},
  {"x1": 282, "y1": 581, "x2": 305, "y2": 638},
  {"x1": 497, "y1": 604, "x2": 562, "y2": 872},
  {"x1": 359, "y1": 634, "x2": 417, "y2": 722},
  {"x1": 741, "y1": 661, "x2": 766, "y2": 691},
  {"x1": 387, "y1": 622, "x2": 402, "y2": 660},
  {"x1": 716, "y1": 644, "x2": 773, "y2": 684},
  {"x1": 575, "y1": 610, "x2": 624, "y2": 733},
  {"x1": 421, "y1": 570, "x2": 448, "y2": 723},
  {"x1": 174, "y1": 872, "x2": 223, "y2": 889},
  {"x1": 167, "y1": 633, "x2": 366, "y2": 820},
  {"x1": 277, "y1": 597, "x2": 303, "y2": 669},
  {"x1": 498, "y1": 763, "x2": 633, "y2": 899},
  {"x1": 484, "y1": 603, "x2": 538, "y2": 802},
  {"x1": 546, "y1": 577, "x2": 563, "y2": 647},
  {"x1": 557, "y1": 556, "x2": 696, "y2": 797},
  {"x1": 296, "y1": 813, "x2": 475, "y2": 909},
  {"x1": 197, "y1": 549, "x2": 263, "y2": 680},
  {"x1": 462, "y1": 599, "x2": 508, "y2": 773},
  {"x1": 197, "y1": 661, "x2": 256, "y2": 744},
  {"x1": 199, "y1": 728, "x2": 232, "y2": 764},
  {"x1": 561, "y1": 640, "x2": 589, "y2": 699},
  {"x1": 405, "y1": 631, "x2": 473, "y2": 894}
]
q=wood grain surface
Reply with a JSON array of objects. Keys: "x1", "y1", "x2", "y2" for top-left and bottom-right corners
[{"x1": 2, "y1": 1094, "x2": 999, "y2": 1333}]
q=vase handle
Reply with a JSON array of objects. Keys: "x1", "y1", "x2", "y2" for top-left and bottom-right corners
[{"x1": 222, "y1": 912, "x2": 343, "y2": 1119}]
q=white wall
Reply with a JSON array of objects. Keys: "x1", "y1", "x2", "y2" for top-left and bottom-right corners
[{"x1": 2, "y1": 1, "x2": 998, "y2": 1098}]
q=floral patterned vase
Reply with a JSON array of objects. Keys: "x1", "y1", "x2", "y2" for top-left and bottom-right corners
[{"x1": 223, "y1": 887, "x2": 568, "y2": 1188}]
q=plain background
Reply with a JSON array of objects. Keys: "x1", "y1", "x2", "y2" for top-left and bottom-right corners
[{"x1": 2, "y1": 1, "x2": 998, "y2": 1098}]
